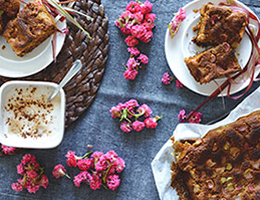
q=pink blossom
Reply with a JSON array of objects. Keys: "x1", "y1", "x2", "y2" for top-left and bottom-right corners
[
  {"x1": 131, "y1": 25, "x2": 147, "y2": 39},
  {"x1": 168, "y1": 8, "x2": 186, "y2": 38},
  {"x1": 115, "y1": 157, "x2": 125, "y2": 173},
  {"x1": 132, "y1": 121, "x2": 145, "y2": 132},
  {"x1": 95, "y1": 156, "x2": 108, "y2": 171},
  {"x1": 144, "y1": 118, "x2": 158, "y2": 129},
  {"x1": 176, "y1": 79, "x2": 183, "y2": 88},
  {"x1": 27, "y1": 184, "x2": 40, "y2": 193},
  {"x1": 178, "y1": 109, "x2": 186, "y2": 122},
  {"x1": 133, "y1": 12, "x2": 144, "y2": 24},
  {"x1": 145, "y1": 13, "x2": 156, "y2": 23},
  {"x1": 91, "y1": 151, "x2": 103, "y2": 160},
  {"x1": 77, "y1": 158, "x2": 93, "y2": 171},
  {"x1": 114, "y1": 19, "x2": 121, "y2": 28},
  {"x1": 175, "y1": 8, "x2": 186, "y2": 22},
  {"x1": 21, "y1": 154, "x2": 35, "y2": 165},
  {"x1": 121, "y1": 10, "x2": 133, "y2": 21},
  {"x1": 126, "y1": 1, "x2": 141, "y2": 13},
  {"x1": 52, "y1": 164, "x2": 66, "y2": 179},
  {"x1": 11, "y1": 182, "x2": 23, "y2": 192},
  {"x1": 126, "y1": 57, "x2": 139, "y2": 70},
  {"x1": 140, "y1": 1, "x2": 153, "y2": 14},
  {"x1": 120, "y1": 121, "x2": 132, "y2": 133},
  {"x1": 110, "y1": 106, "x2": 122, "y2": 118},
  {"x1": 142, "y1": 22, "x2": 155, "y2": 30},
  {"x1": 74, "y1": 171, "x2": 89, "y2": 187},
  {"x1": 39, "y1": 175, "x2": 49, "y2": 189},
  {"x1": 17, "y1": 163, "x2": 24, "y2": 175},
  {"x1": 1, "y1": 145, "x2": 16, "y2": 154},
  {"x1": 127, "y1": 47, "x2": 140, "y2": 56},
  {"x1": 137, "y1": 54, "x2": 149, "y2": 64},
  {"x1": 105, "y1": 150, "x2": 118, "y2": 163},
  {"x1": 188, "y1": 112, "x2": 201, "y2": 124},
  {"x1": 88, "y1": 173, "x2": 102, "y2": 190},
  {"x1": 125, "y1": 99, "x2": 139, "y2": 110},
  {"x1": 162, "y1": 72, "x2": 171, "y2": 85},
  {"x1": 125, "y1": 35, "x2": 139, "y2": 47},
  {"x1": 26, "y1": 170, "x2": 38, "y2": 179},
  {"x1": 66, "y1": 151, "x2": 78, "y2": 167},
  {"x1": 137, "y1": 104, "x2": 152, "y2": 117},
  {"x1": 140, "y1": 30, "x2": 153, "y2": 43},
  {"x1": 106, "y1": 174, "x2": 121, "y2": 190},
  {"x1": 124, "y1": 69, "x2": 138, "y2": 80},
  {"x1": 120, "y1": 26, "x2": 131, "y2": 35}
]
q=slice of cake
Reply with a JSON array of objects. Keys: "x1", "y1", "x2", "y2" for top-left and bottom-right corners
[
  {"x1": 193, "y1": 3, "x2": 247, "y2": 48},
  {"x1": 184, "y1": 42, "x2": 241, "y2": 84},
  {"x1": 171, "y1": 110, "x2": 260, "y2": 200},
  {"x1": 3, "y1": 1, "x2": 57, "y2": 57},
  {"x1": 0, "y1": 0, "x2": 20, "y2": 18}
]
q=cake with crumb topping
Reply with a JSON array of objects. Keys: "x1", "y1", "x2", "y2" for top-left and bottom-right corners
[
  {"x1": 3, "y1": 1, "x2": 57, "y2": 56},
  {"x1": 192, "y1": 3, "x2": 247, "y2": 48},
  {"x1": 184, "y1": 42, "x2": 241, "y2": 84},
  {"x1": 171, "y1": 110, "x2": 260, "y2": 200},
  {"x1": 0, "y1": 0, "x2": 20, "y2": 18}
]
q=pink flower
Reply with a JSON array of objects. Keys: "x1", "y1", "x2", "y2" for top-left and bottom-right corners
[
  {"x1": 66, "y1": 151, "x2": 78, "y2": 167},
  {"x1": 133, "y1": 12, "x2": 144, "y2": 24},
  {"x1": 121, "y1": 10, "x2": 133, "y2": 21},
  {"x1": 125, "y1": 99, "x2": 139, "y2": 109},
  {"x1": 120, "y1": 26, "x2": 132, "y2": 35},
  {"x1": 106, "y1": 174, "x2": 121, "y2": 190},
  {"x1": 137, "y1": 54, "x2": 149, "y2": 64},
  {"x1": 92, "y1": 151, "x2": 103, "y2": 160},
  {"x1": 188, "y1": 112, "x2": 201, "y2": 124},
  {"x1": 175, "y1": 8, "x2": 186, "y2": 22},
  {"x1": 139, "y1": 30, "x2": 153, "y2": 43},
  {"x1": 1, "y1": 145, "x2": 16, "y2": 154},
  {"x1": 26, "y1": 170, "x2": 38, "y2": 179},
  {"x1": 115, "y1": 157, "x2": 125, "y2": 173},
  {"x1": 115, "y1": 19, "x2": 121, "y2": 28},
  {"x1": 140, "y1": 1, "x2": 153, "y2": 14},
  {"x1": 21, "y1": 154, "x2": 35, "y2": 165},
  {"x1": 162, "y1": 72, "x2": 171, "y2": 85},
  {"x1": 52, "y1": 164, "x2": 67, "y2": 179},
  {"x1": 39, "y1": 175, "x2": 49, "y2": 189},
  {"x1": 145, "y1": 13, "x2": 156, "y2": 23},
  {"x1": 127, "y1": 47, "x2": 140, "y2": 56},
  {"x1": 124, "y1": 69, "x2": 138, "y2": 80},
  {"x1": 120, "y1": 121, "x2": 132, "y2": 133},
  {"x1": 88, "y1": 173, "x2": 102, "y2": 190},
  {"x1": 77, "y1": 158, "x2": 93, "y2": 171},
  {"x1": 125, "y1": 35, "x2": 139, "y2": 47},
  {"x1": 17, "y1": 163, "x2": 24, "y2": 175},
  {"x1": 132, "y1": 121, "x2": 145, "y2": 132},
  {"x1": 131, "y1": 25, "x2": 147, "y2": 39},
  {"x1": 137, "y1": 104, "x2": 152, "y2": 117},
  {"x1": 11, "y1": 181, "x2": 23, "y2": 192},
  {"x1": 144, "y1": 118, "x2": 158, "y2": 129},
  {"x1": 27, "y1": 184, "x2": 40, "y2": 193},
  {"x1": 126, "y1": 57, "x2": 139, "y2": 70},
  {"x1": 176, "y1": 79, "x2": 184, "y2": 88},
  {"x1": 178, "y1": 109, "x2": 186, "y2": 122},
  {"x1": 74, "y1": 171, "x2": 89, "y2": 187},
  {"x1": 95, "y1": 155, "x2": 108, "y2": 171},
  {"x1": 105, "y1": 150, "x2": 118, "y2": 163},
  {"x1": 142, "y1": 22, "x2": 155, "y2": 31},
  {"x1": 126, "y1": 1, "x2": 141, "y2": 13},
  {"x1": 110, "y1": 106, "x2": 122, "y2": 118}
]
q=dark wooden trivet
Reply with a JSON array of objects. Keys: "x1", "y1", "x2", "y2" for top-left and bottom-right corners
[{"x1": 0, "y1": 0, "x2": 109, "y2": 129}]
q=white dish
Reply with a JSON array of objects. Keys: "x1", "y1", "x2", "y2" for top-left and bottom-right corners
[
  {"x1": 0, "y1": 18, "x2": 66, "y2": 78},
  {"x1": 165, "y1": 0, "x2": 260, "y2": 96},
  {"x1": 0, "y1": 81, "x2": 65, "y2": 149}
]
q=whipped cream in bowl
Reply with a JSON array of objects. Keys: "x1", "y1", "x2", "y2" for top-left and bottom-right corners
[{"x1": 0, "y1": 81, "x2": 65, "y2": 149}]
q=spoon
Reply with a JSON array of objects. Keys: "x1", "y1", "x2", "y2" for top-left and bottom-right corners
[{"x1": 48, "y1": 59, "x2": 82, "y2": 101}]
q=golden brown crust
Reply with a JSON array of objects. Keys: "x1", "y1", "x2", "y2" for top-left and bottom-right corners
[
  {"x1": 3, "y1": 1, "x2": 57, "y2": 57},
  {"x1": 184, "y1": 42, "x2": 242, "y2": 84},
  {"x1": 192, "y1": 3, "x2": 247, "y2": 48},
  {"x1": 171, "y1": 110, "x2": 260, "y2": 200}
]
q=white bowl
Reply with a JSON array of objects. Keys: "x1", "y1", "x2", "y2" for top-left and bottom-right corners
[{"x1": 0, "y1": 81, "x2": 65, "y2": 149}]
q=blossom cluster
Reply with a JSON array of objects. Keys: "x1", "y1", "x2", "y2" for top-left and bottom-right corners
[
  {"x1": 115, "y1": 1, "x2": 155, "y2": 80},
  {"x1": 1, "y1": 145, "x2": 16, "y2": 155},
  {"x1": 110, "y1": 99, "x2": 162, "y2": 133},
  {"x1": 178, "y1": 109, "x2": 201, "y2": 123},
  {"x1": 161, "y1": 72, "x2": 184, "y2": 89},
  {"x1": 168, "y1": 8, "x2": 186, "y2": 38},
  {"x1": 53, "y1": 149, "x2": 125, "y2": 191},
  {"x1": 12, "y1": 154, "x2": 49, "y2": 193}
]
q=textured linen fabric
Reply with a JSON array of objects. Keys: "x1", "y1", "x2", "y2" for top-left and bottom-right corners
[{"x1": 0, "y1": 0, "x2": 260, "y2": 199}]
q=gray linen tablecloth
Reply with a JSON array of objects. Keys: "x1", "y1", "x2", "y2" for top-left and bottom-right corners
[{"x1": 1, "y1": 0, "x2": 260, "y2": 199}]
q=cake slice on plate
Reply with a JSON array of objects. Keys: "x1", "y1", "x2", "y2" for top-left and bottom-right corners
[
  {"x1": 3, "y1": 1, "x2": 57, "y2": 57},
  {"x1": 184, "y1": 42, "x2": 241, "y2": 84}
]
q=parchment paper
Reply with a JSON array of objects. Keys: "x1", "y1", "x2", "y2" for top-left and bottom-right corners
[{"x1": 151, "y1": 86, "x2": 260, "y2": 200}]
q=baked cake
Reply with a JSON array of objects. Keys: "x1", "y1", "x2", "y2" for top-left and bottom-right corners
[
  {"x1": 3, "y1": 1, "x2": 57, "y2": 57},
  {"x1": 192, "y1": 3, "x2": 247, "y2": 48},
  {"x1": 171, "y1": 110, "x2": 260, "y2": 200},
  {"x1": 184, "y1": 42, "x2": 241, "y2": 84},
  {"x1": 0, "y1": 0, "x2": 20, "y2": 18}
]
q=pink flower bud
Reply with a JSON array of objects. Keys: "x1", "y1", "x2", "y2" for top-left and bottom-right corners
[
  {"x1": 132, "y1": 121, "x2": 145, "y2": 132},
  {"x1": 144, "y1": 118, "x2": 158, "y2": 129},
  {"x1": 120, "y1": 122, "x2": 132, "y2": 133}
]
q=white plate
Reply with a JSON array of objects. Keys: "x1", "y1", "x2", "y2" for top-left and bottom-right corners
[
  {"x1": 165, "y1": 0, "x2": 260, "y2": 96},
  {"x1": 0, "y1": 17, "x2": 66, "y2": 78}
]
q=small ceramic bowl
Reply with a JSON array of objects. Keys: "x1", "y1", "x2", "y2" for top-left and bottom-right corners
[{"x1": 0, "y1": 81, "x2": 65, "y2": 149}]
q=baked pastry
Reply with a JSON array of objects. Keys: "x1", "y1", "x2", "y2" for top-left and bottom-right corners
[
  {"x1": 171, "y1": 110, "x2": 260, "y2": 200},
  {"x1": 184, "y1": 42, "x2": 241, "y2": 84},
  {"x1": 3, "y1": 1, "x2": 57, "y2": 57},
  {"x1": 192, "y1": 3, "x2": 247, "y2": 48},
  {"x1": 0, "y1": 0, "x2": 20, "y2": 18}
]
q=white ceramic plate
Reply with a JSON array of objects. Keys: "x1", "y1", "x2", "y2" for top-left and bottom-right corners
[
  {"x1": 165, "y1": 0, "x2": 260, "y2": 96},
  {"x1": 0, "y1": 17, "x2": 66, "y2": 78}
]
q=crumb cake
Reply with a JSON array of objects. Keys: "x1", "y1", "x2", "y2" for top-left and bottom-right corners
[
  {"x1": 171, "y1": 110, "x2": 260, "y2": 200},
  {"x1": 184, "y1": 42, "x2": 241, "y2": 84},
  {"x1": 193, "y1": 3, "x2": 247, "y2": 48},
  {"x1": 3, "y1": 1, "x2": 57, "y2": 57},
  {"x1": 0, "y1": 0, "x2": 20, "y2": 18}
]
